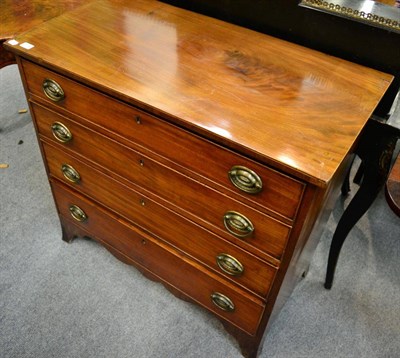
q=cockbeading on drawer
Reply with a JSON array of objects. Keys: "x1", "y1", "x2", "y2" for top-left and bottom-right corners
[
  {"x1": 21, "y1": 59, "x2": 305, "y2": 222},
  {"x1": 34, "y1": 103, "x2": 292, "y2": 261},
  {"x1": 52, "y1": 181, "x2": 265, "y2": 335},
  {"x1": 43, "y1": 141, "x2": 279, "y2": 298}
]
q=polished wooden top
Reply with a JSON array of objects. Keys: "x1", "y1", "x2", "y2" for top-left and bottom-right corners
[
  {"x1": 1, "y1": 0, "x2": 92, "y2": 69},
  {"x1": 5, "y1": 0, "x2": 393, "y2": 186},
  {"x1": 1, "y1": 0, "x2": 93, "y2": 39}
]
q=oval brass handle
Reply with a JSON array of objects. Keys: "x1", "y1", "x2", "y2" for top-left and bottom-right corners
[
  {"x1": 223, "y1": 211, "x2": 254, "y2": 238},
  {"x1": 61, "y1": 164, "x2": 80, "y2": 183},
  {"x1": 42, "y1": 78, "x2": 65, "y2": 102},
  {"x1": 228, "y1": 166, "x2": 262, "y2": 194},
  {"x1": 51, "y1": 122, "x2": 72, "y2": 143},
  {"x1": 69, "y1": 205, "x2": 87, "y2": 222},
  {"x1": 210, "y1": 292, "x2": 235, "y2": 312},
  {"x1": 216, "y1": 254, "x2": 244, "y2": 276}
]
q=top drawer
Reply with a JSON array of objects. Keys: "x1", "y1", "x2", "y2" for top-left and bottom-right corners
[{"x1": 21, "y1": 59, "x2": 305, "y2": 220}]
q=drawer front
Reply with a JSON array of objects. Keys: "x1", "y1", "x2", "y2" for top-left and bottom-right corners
[
  {"x1": 43, "y1": 142, "x2": 278, "y2": 297},
  {"x1": 52, "y1": 181, "x2": 265, "y2": 335},
  {"x1": 22, "y1": 59, "x2": 304, "y2": 220},
  {"x1": 34, "y1": 104, "x2": 291, "y2": 260}
]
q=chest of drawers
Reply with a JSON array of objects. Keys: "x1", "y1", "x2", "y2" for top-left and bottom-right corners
[{"x1": 5, "y1": 0, "x2": 392, "y2": 356}]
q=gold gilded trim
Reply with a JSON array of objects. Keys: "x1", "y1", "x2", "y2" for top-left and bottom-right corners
[{"x1": 301, "y1": 0, "x2": 400, "y2": 31}]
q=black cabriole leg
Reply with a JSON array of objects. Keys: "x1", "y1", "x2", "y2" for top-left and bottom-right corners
[
  {"x1": 325, "y1": 165, "x2": 383, "y2": 289},
  {"x1": 353, "y1": 162, "x2": 365, "y2": 185},
  {"x1": 341, "y1": 156, "x2": 355, "y2": 196},
  {"x1": 325, "y1": 120, "x2": 398, "y2": 289}
]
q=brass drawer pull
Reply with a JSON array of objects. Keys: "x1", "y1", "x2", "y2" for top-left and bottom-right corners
[
  {"x1": 216, "y1": 254, "x2": 244, "y2": 276},
  {"x1": 211, "y1": 292, "x2": 235, "y2": 312},
  {"x1": 228, "y1": 165, "x2": 262, "y2": 194},
  {"x1": 51, "y1": 122, "x2": 72, "y2": 143},
  {"x1": 223, "y1": 211, "x2": 254, "y2": 238},
  {"x1": 61, "y1": 164, "x2": 80, "y2": 183},
  {"x1": 42, "y1": 78, "x2": 65, "y2": 102},
  {"x1": 69, "y1": 205, "x2": 87, "y2": 222}
]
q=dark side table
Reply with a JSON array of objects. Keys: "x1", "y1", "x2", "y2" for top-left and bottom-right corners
[
  {"x1": 386, "y1": 153, "x2": 400, "y2": 217},
  {"x1": 325, "y1": 113, "x2": 400, "y2": 289}
]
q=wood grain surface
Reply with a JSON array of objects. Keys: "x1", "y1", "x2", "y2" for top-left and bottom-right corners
[
  {"x1": 21, "y1": 58, "x2": 305, "y2": 221},
  {"x1": 1, "y1": 0, "x2": 93, "y2": 39},
  {"x1": 1, "y1": 0, "x2": 92, "y2": 68},
  {"x1": 6, "y1": 0, "x2": 392, "y2": 186},
  {"x1": 32, "y1": 102, "x2": 291, "y2": 261},
  {"x1": 52, "y1": 181, "x2": 266, "y2": 336}
]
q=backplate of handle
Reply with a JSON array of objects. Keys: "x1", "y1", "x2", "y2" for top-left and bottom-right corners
[
  {"x1": 69, "y1": 205, "x2": 87, "y2": 222},
  {"x1": 223, "y1": 211, "x2": 254, "y2": 238},
  {"x1": 51, "y1": 122, "x2": 72, "y2": 143},
  {"x1": 61, "y1": 164, "x2": 80, "y2": 183},
  {"x1": 228, "y1": 165, "x2": 262, "y2": 194},
  {"x1": 210, "y1": 292, "x2": 235, "y2": 312},
  {"x1": 216, "y1": 253, "x2": 244, "y2": 276},
  {"x1": 42, "y1": 78, "x2": 65, "y2": 102}
]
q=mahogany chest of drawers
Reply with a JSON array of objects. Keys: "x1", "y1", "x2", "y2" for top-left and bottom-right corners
[{"x1": 5, "y1": 0, "x2": 392, "y2": 356}]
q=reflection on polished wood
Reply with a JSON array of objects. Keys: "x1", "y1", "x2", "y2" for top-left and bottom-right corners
[
  {"x1": 5, "y1": 0, "x2": 393, "y2": 186},
  {"x1": 1, "y1": 0, "x2": 92, "y2": 68}
]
